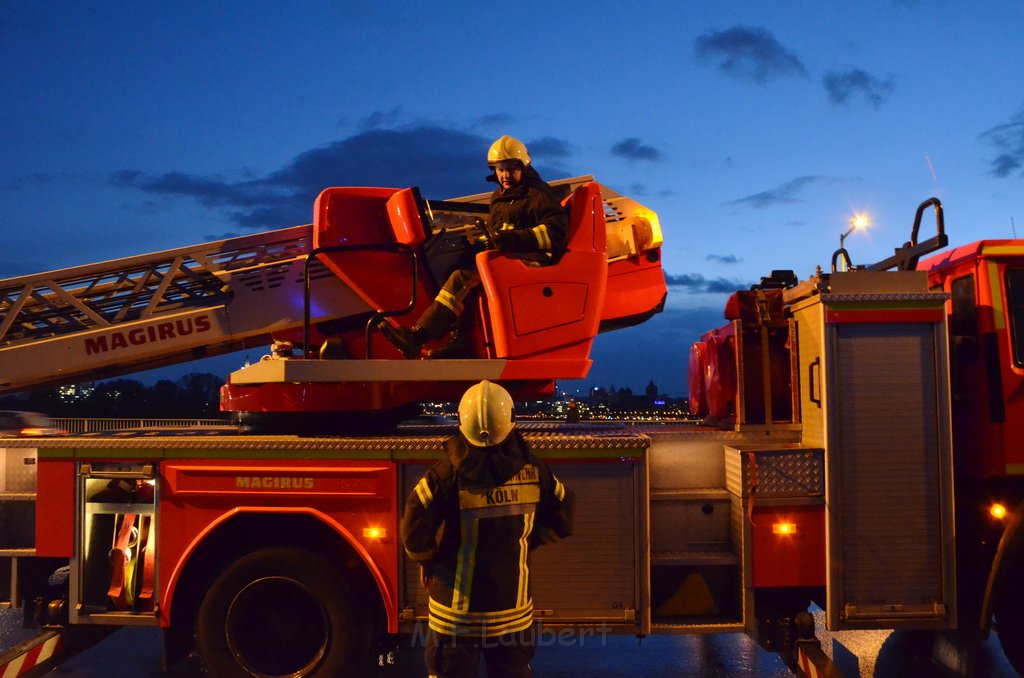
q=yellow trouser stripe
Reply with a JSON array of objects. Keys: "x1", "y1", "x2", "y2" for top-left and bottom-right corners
[
  {"x1": 436, "y1": 289, "x2": 460, "y2": 314},
  {"x1": 428, "y1": 599, "x2": 534, "y2": 637},
  {"x1": 414, "y1": 477, "x2": 434, "y2": 507},
  {"x1": 451, "y1": 517, "x2": 478, "y2": 612},
  {"x1": 517, "y1": 512, "x2": 534, "y2": 607},
  {"x1": 429, "y1": 598, "x2": 533, "y2": 623},
  {"x1": 532, "y1": 224, "x2": 552, "y2": 250},
  {"x1": 428, "y1": 609, "x2": 534, "y2": 637}
]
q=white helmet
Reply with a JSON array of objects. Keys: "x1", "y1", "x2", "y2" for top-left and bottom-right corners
[{"x1": 458, "y1": 380, "x2": 516, "y2": 447}]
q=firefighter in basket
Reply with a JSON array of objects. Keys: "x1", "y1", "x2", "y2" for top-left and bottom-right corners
[
  {"x1": 401, "y1": 380, "x2": 576, "y2": 677},
  {"x1": 380, "y1": 135, "x2": 569, "y2": 359}
]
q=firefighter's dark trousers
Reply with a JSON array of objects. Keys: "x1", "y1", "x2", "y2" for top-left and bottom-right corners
[
  {"x1": 425, "y1": 628, "x2": 534, "y2": 678},
  {"x1": 434, "y1": 268, "x2": 480, "y2": 317}
]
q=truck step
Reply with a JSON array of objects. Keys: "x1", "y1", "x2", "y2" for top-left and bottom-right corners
[
  {"x1": 0, "y1": 628, "x2": 63, "y2": 676},
  {"x1": 650, "y1": 550, "x2": 738, "y2": 566},
  {"x1": 650, "y1": 488, "x2": 730, "y2": 501},
  {"x1": 650, "y1": 619, "x2": 745, "y2": 634}
]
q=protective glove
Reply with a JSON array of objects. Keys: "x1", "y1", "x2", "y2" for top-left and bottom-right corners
[
  {"x1": 492, "y1": 229, "x2": 525, "y2": 252},
  {"x1": 470, "y1": 233, "x2": 492, "y2": 250}
]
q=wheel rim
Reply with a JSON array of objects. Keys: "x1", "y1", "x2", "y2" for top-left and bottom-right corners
[{"x1": 225, "y1": 575, "x2": 330, "y2": 677}]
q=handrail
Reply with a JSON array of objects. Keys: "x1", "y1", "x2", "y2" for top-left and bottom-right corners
[
  {"x1": 303, "y1": 243, "x2": 418, "y2": 359},
  {"x1": 867, "y1": 197, "x2": 948, "y2": 272},
  {"x1": 831, "y1": 248, "x2": 854, "y2": 274}
]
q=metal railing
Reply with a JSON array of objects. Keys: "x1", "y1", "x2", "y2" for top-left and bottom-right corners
[{"x1": 50, "y1": 418, "x2": 229, "y2": 434}]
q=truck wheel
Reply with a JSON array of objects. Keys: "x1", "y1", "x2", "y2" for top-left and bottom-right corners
[
  {"x1": 992, "y1": 518, "x2": 1024, "y2": 677},
  {"x1": 996, "y1": 592, "x2": 1024, "y2": 674},
  {"x1": 196, "y1": 547, "x2": 363, "y2": 677}
]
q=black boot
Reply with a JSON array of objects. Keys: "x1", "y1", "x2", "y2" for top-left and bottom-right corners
[
  {"x1": 425, "y1": 330, "x2": 474, "y2": 359},
  {"x1": 379, "y1": 303, "x2": 457, "y2": 359},
  {"x1": 378, "y1": 323, "x2": 425, "y2": 359}
]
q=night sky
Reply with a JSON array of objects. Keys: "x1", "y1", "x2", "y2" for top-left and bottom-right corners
[{"x1": 3, "y1": 1, "x2": 1023, "y2": 395}]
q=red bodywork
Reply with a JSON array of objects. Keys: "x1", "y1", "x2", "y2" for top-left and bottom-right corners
[
  {"x1": 922, "y1": 240, "x2": 1024, "y2": 478},
  {"x1": 751, "y1": 505, "x2": 826, "y2": 588},
  {"x1": 688, "y1": 289, "x2": 793, "y2": 427},
  {"x1": 157, "y1": 458, "x2": 399, "y2": 630},
  {"x1": 35, "y1": 460, "x2": 75, "y2": 557},
  {"x1": 38, "y1": 454, "x2": 404, "y2": 633}
]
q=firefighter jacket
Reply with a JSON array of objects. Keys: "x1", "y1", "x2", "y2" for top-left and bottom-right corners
[
  {"x1": 486, "y1": 166, "x2": 569, "y2": 264},
  {"x1": 401, "y1": 430, "x2": 575, "y2": 638}
]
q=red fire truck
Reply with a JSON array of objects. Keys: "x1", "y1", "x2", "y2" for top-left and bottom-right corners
[{"x1": 0, "y1": 183, "x2": 1021, "y2": 677}]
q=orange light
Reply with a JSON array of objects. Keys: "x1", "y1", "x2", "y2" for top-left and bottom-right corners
[
  {"x1": 773, "y1": 522, "x2": 798, "y2": 536},
  {"x1": 991, "y1": 503, "x2": 1008, "y2": 520},
  {"x1": 363, "y1": 527, "x2": 387, "y2": 540}
]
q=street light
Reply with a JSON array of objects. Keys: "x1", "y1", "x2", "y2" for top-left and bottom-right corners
[
  {"x1": 840, "y1": 213, "x2": 870, "y2": 250},
  {"x1": 837, "y1": 213, "x2": 870, "y2": 272}
]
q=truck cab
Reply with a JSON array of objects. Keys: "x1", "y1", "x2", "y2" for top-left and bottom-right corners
[{"x1": 922, "y1": 241, "x2": 1024, "y2": 670}]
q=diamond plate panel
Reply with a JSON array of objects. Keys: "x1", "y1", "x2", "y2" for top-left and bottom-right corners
[
  {"x1": 3, "y1": 448, "x2": 37, "y2": 493},
  {"x1": 725, "y1": 446, "x2": 824, "y2": 498}
]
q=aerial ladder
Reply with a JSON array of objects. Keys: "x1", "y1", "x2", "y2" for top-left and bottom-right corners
[{"x1": 0, "y1": 177, "x2": 666, "y2": 430}]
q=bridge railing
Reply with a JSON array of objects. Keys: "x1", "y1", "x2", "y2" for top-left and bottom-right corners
[{"x1": 50, "y1": 418, "x2": 229, "y2": 434}]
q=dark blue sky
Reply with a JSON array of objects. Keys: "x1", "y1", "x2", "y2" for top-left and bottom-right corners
[{"x1": 2, "y1": 1, "x2": 1023, "y2": 394}]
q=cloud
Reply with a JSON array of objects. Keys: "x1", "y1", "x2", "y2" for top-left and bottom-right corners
[
  {"x1": 665, "y1": 272, "x2": 749, "y2": 294},
  {"x1": 528, "y1": 136, "x2": 573, "y2": 159},
  {"x1": 475, "y1": 113, "x2": 513, "y2": 129},
  {"x1": 611, "y1": 138, "x2": 663, "y2": 162},
  {"x1": 694, "y1": 26, "x2": 807, "y2": 84},
  {"x1": 359, "y1": 107, "x2": 403, "y2": 130},
  {"x1": 728, "y1": 175, "x2": 832, "y2": 209},
  {"x1": 112, "y1": 125, "x2": 576, "y2": 230},
  {"x1": 823, "y1": 69, "x2": 895, "y2": 109},
  {"x1": 706, "y1": 253, "x2": 741, "y2": 264},
  {"x1": 982, "y1": 108, "x2": 1024, "y2": 178}
]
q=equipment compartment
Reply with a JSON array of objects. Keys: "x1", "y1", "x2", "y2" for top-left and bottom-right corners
[{"x1": 75, "y1": 462, "x2": 159, "y2": 623}]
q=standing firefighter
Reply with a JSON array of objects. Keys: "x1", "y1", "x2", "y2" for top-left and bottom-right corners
[{"x1": 401, "y1": 380, "x2": 575, "y2": 678}]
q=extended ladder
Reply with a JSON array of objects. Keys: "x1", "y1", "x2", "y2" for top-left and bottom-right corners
[{"x1": 0, "y1": 226, "x2": 365, "y2": 392}]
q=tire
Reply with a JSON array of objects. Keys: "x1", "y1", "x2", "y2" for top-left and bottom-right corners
[
  {"x1": 196, "y1": 547, "x2": 364, "y2": 677},
  {"x1": 992, "y1": 517, "x2": 1024, "y2": 677},
  {"x1": 996, "y1": 590, "x2": 1024, "y2": 675}
]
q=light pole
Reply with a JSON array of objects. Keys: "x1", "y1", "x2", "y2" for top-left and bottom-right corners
[
  {"x1": 838, "y1": 213, "x2": 870, "y2": 270},
  {"x1": 841, "y1": 214, "x2": 870, "y2": 249}
]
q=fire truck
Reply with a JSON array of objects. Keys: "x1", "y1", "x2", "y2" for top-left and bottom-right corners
[{"x1": 0, "y1": 178, "x2": 1020, "y2": 677}]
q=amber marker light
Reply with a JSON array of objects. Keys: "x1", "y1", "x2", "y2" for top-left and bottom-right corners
[
  {"x1": 773, "y1": 522, "x2": 798, "y2": 536},
  {"x1": 990, "y1": 503, "x2": 1008, "y2": 520},
  {"x1": 363, "y1": 527, "x2": 387, "y2": 540}
]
